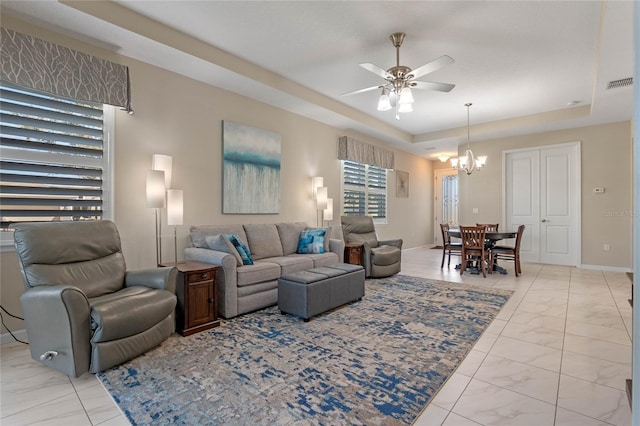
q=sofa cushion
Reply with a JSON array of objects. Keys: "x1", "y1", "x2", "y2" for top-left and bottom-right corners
[
  {"x1": 243, "y1": 224, "x2": 284, "y2": 260},
  {"x1": 290, "y1": 252, "x2": 339, "y2": 268},
  {"x1": 276, "y1": 222, "x2": 307, "y2": 255},
  {"x1": 226, "y1": 234, "x2": 253, "y2": 265},
  {"x1": 190, "y1": 224, "x2": 247, "y2": 249},
  {"x1": 236, "y1": 261, "x2": 281, "y2": 286},
  {"x1": 205, "y1": 234, "x2": 243, "y2": 266},
  {"x1": 297, "y1": 228, "x2": 327, "y2": 254},
  {"x1": 264, "y1": 256, "x2": 314, "y2": 275}
]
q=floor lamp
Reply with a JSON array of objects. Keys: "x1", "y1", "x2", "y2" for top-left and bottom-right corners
[
  {"x1": 167, "y1": 189, "x2": 184, "y2": 265},
  {"x1": 324, "y1": 198, "x2": 333, "y2": 227},
  {"x1": 146, "y1": 170, "x2": 166, "y2": 266},
  {"x1": 316, "y1": 186, "x2": 328, "y2": 227}
]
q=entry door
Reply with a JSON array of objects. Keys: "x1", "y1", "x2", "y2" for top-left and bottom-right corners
[
  {"x1": 504, "y1": 143, "x2": 580, "y2": 266},
  {"x1": 434, "y1": 168, "x2": 459, "y2": 246}
]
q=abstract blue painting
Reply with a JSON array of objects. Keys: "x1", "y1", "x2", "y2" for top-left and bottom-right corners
[{"x1": 222, "y1": 121, "x2": 281, "y2": 213}]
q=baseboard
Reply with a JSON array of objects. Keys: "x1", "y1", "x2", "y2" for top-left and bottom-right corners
[
  {"x1": 402, "y1": 245, "x2": 432, "y2": 252},
  {"x1": 1, "y1": 328, "x2": 28, "y2": 345},
  {"x1": 579, "y1": 264, "x2": 633, "y2": 273}
]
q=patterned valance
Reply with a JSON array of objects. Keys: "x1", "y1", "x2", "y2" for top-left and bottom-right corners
[
  {"x1": 337, "y1": 136, "x2": 395, "y2": 170},
  {"x1": 0, "y1": 27, "x2": 131, "y2": 111}
]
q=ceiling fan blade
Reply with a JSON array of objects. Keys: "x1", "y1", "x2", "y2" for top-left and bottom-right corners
[
  {"x1": 359, "y1": 63, "x2": 393, "y2": 80},
  {"x1": 411, "y1": 80, "x2": 456, "y2": 92},
  {"x1": 407, "y1": 55, "x2": 455, "y2": 80},
  {"x1": 341, "y1": 85, "x2": 382, "y2": 96}
]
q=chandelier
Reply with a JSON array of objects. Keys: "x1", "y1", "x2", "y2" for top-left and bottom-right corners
[{"x1": 451, "y1": 103, "x2": 487, "y2": 175}]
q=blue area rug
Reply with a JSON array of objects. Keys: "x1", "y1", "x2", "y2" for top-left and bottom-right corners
[{"x1": 98, "y1": 275, "x2": 512, "y2": 425}]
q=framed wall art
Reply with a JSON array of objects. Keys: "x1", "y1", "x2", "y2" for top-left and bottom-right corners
[
  {"x1": 396, "y1": 170, "x2": 409, "y2": 198},
  {"x1": 222, "y1": 121, "x2": 281, "y2": 214}
]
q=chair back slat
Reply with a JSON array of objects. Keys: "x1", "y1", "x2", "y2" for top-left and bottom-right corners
[
  {"x1": 460, "y1": 225, "x2": 486, "y2": 250},
  {"x1": 477, "y1": 223, "x2": 499, "y2": 232}
]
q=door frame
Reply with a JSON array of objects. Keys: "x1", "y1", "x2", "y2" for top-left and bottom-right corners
[
  {"x1": 501, "y1": 142, "x2": 581, "y2": 266},
  {"x1": 434, "y1": 167, "x2": 459, "y2": 246}
]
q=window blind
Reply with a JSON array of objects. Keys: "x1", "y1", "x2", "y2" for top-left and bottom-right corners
[
  {"x1": 342, "y1": 160, "x2": 387, "y2": 220},
  {"x1": 0, "y1": 82, "x2": 104, "y2": 228}
]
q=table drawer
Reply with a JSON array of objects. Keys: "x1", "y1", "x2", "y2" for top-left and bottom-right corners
[{"x1": 187, "y1": 270, "x2": 214, "y2": 283}]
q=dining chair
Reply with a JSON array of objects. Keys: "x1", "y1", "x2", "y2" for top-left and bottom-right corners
[
  {"x1": 476, "y1": 223, "x2": 499, "y2": 232},
  {"x1": 491, "y1": 224, "x2": 526, "y2": 277},
  {"x1": 439, "y1": 223, "x2": 462, "y2": 268},
  {"x1": 459, "y1": 225, "x2": 491, "y2": 277}
]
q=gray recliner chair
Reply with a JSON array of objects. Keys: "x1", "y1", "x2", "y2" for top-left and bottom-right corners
[
  {"x1": 341, "y1": 215, "x2": 403, "y2": 278},
  {"x1": 14, "y1": 220, "x2": 177, "y2": 378}
]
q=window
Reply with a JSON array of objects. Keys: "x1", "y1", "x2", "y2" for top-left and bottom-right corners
[
  {"x1": 0, "y1": 82, "x2": 113, "y2": 235},
  {"x1": 342, "y1": 160, "x2": 387, "y2": 222}
]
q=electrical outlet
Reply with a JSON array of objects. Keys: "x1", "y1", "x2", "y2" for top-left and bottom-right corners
[
  {"x1": 594, "y1": 187, "x2": 605, "y2": 194},
  {"x1": 603, "y1": 243, "x2": 610, "y2": 251}
]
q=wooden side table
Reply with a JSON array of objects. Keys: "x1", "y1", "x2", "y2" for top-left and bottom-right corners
[
  {"x1": 161, "y1": 261, "x2": 220, "y2": 336},
  {"x1": 344, "y1": 242, "x2": 364, "y2": 265}
]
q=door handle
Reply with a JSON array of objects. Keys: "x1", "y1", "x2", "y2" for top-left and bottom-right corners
[{"x1": 541, "y1": 219, "x2": 548, "y2": 223}]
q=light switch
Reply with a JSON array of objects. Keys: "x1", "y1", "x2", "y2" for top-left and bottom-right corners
[{"x1": 472, "y1": 208, "x2": 479, "y2": 214}]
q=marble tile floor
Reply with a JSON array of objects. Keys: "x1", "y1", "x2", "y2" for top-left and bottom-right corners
[{"x1": 0, "y1": 246, "x2": 632, "y2": 425}]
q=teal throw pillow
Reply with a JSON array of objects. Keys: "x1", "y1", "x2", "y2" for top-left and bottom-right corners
[
  {"x1": 225, "y1": 234, "x2": 253, "y2": 265},
  {"x1": 296, "y1": 228, "x2": 326, "y2": 254}
]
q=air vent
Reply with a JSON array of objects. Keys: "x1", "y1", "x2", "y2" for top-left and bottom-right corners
[{"x1": 606, "y1": 77, "x2": 633, "y2": 90}]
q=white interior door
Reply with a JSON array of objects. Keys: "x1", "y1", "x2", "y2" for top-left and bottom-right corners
[
  {"x1": 505, "y1": 150, "x2": 540, "y2": 263},
  {"x1": 540, "y1": 144, "x2": 580, "y2": 265},
  {"x1": 434, "y1": 168, "x2": 458, "y2": 246},
  {"x1": 504, "y1": 142, "x2": 580, "y2": 266}
]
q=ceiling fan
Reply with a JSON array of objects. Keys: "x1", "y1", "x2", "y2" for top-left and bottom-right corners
[{"x1": 343, "y1": 32, "x2": 455, "y2": 120}]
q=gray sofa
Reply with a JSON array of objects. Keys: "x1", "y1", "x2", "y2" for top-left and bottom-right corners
[{"x1": 184, "y1": 222, "x2": 344, "y2": 319}]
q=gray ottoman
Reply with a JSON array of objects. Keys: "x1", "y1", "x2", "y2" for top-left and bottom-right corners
[{"x1": 278, "y1": 263, "x2": 365, "y2": 321}]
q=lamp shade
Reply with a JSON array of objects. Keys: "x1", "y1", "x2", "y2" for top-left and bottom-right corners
[
  {"x1": 146, "y1": 170, "x2": 166, "y2": 208},
  {"x1": 324, "y1": 198, "x2": 333, "y2": 221},
  {"x1": 316, "y1": 186, "x2": 328, "y2": 210},
  {"x1": 398, "y1": 102, "x2": 413, "y2": 113},
  {"x1": 398, "y1": 87, "x2": 414, "y2": 104},
  {"x1": 167, "y1": 189, "x2": 183, "y2": 226},
  {"x1": 311, "y1": 176, "x2": 323, "y2": 199},
  {"x1": 377, "y1": 92, "x2": 391, "y2": 111},
  {"x1": 152, "y1": 154, "x2": 172, "y2": 189}
]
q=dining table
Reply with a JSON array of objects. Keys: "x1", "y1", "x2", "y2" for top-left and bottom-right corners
[{"x1": 447, "y1": 229, "x2": 518, "y2": 274}]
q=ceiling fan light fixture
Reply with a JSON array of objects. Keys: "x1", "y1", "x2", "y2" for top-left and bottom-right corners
[
  {"x1": 377, "y1": 89, "x2": 392, "y2": 111},
  {"x1": 398, "y1": 102, "x2": 413, "y2": 113},
  {"x1": 398, "y1": 86, "x2": 414, "y2": 104},
  {"x1": 343, "y1": 33, "x2": 455, "y2": 120}
]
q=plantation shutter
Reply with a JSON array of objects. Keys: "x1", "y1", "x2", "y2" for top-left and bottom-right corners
[
  {"x1": 342, "y1": 160, "x2": 387, "y2": 220},
  {"x1": 343, "y1": 161, "x2": 366, "y2": 216},
  {"x1": 367, "y1": 166, "x2": 387, "y2": 219},
  {"x1": 0, "y1": 82, "x2": 104, "y2": 226}
]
